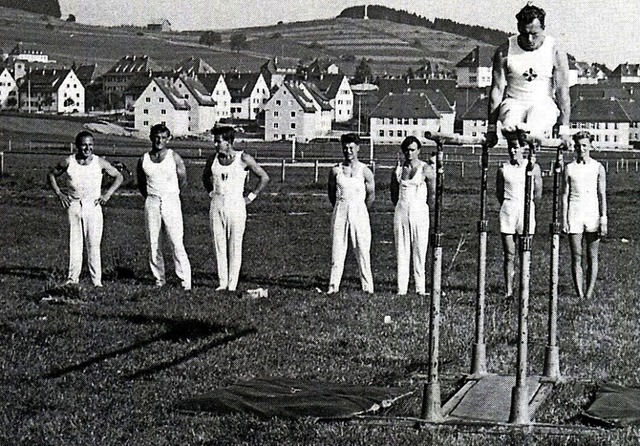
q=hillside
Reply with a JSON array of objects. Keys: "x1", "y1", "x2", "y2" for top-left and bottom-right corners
[
  {"x1": 0, "y1": 7, "x2": 491, "y2": 78},
  {"x1": 0, "y1": 0, "x2": 60, "y2": 18}
]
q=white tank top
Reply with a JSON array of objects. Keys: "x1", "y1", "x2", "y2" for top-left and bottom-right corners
[
  {"x1": 396, "y1": 161, "x2": 428, "y2": 204},
  {"x1": 335, "y1": 163, "x2": 366, "y2": 204},
  {"x1": 210, "y1": 151, "x2": 247, "y2": 198},
  {"x1": 67, "y1": 155, "x2": 102, "y2": 200},
  {"x1": 501, "y1": 161, "x2": 528, "y2": 203},
  {"x1": 505, "y1": 35, "x2": 555, "y2": 104},
  {"x1": 142, "y1": 149, "x2": 180, "y2": 197},
  {"x1": 566, "y1": 159, "x2": 601, "y2": 207}
]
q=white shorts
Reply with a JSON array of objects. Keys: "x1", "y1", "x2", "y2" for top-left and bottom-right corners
[
  {"x1": 499, "y1": 200, "x2": 536, "y2": 235},
  {"x1": 499, "y1": 97, "x2": 559, "y2": 137},
  {"x1": 567, "y1": 204, "x2": 599, "y2": 233}
]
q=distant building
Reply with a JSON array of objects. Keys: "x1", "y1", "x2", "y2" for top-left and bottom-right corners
[
  {"x1": 264, "y1": 80, "x2": 332, "y2": 142},
  {"x1": 610, "y1": 63, "x2": 640, "y2": 84},
  {"x1": 618, "y1": 99, "x2": 640, "y2": 146},
  {"x1": 74, "y1": 63, "x2": 98, "y2": 86},
  {"x1": 261, "y1": 58, "x2": 298, "y2": 89},
  {"x1": 225, "y1": 72, "x2": 270, "y2": 120},
  {"x1": 311, "y1": 74, "x2": 353, "y2": 122},
  {"x1": 173, "y1": 76, "x2": 218, "y2": 133},
  {"x1": 174, "y1": 57, "x2": 216, "y2": 78},
  {"x1": 103, "y1": 55, "x2": 164, "y2": 99},
  {"x1": 134, "y1": 78, "x2": 189, "y2": 136},
  {"x1": 9, "y1": 42, "x2": 54, "y2": 64},
  {"x1": 455, "y1": 46, "x2": 494, "y2": 88},
  {"x1": 199, "y1": 73, "x2": 232, "y2": 121},
  {"x1": 123, "y1": 72, "x2": 155, "y2": 110},
  {"x1": 305, "y1": 58, "x2": 341, "y2": 79},
  {"x1": 147, "y1": 19, "x2": 172, "y2": 32},
  {"x1": 459, "y1": 96, "x2": 506, "y2": 143},
  {"x1": 370, "y1": 91, "x2": 452, "y2": 144},
  {"x1": 18, "y1": 68, "x2": 84, "y2": 113},
  {"x1": 0, "y1": 68, "x2": 18, "y2": 109},
  {"x1": 570, "y1": 97, "x2": 630, "y2": 148},
  {"x1": 571, "y1": 61, "x2": 608, "y2": 85}
]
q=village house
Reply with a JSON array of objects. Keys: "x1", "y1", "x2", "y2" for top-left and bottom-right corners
[
  {"x1": 174, "y1": 57, "x2": 216, "y2": 78},
  {"x1": 370, "y1": 91, "x2": 453, "y2": 145},
  {"x1": 133, "y1": 78, "x2": 189, "y2": 136},
  {"x1": 618, "y1": 99, "x2": 640, "y2": 147},
  {"x1": 0, "y1": 68, "x2": 18, "y2": 109},
  {"x1": 264, "y1": 80, "x2": 332, "y2": 142},
  {"x1": 9, "y1": 42, "x2": 54, "y2": 64},
  {"x1": 18, "y1": 68, "x2": 84, "y2": 114},
  {"x1": 570, "y1": 61, "x2": 608, "y2": 86},
  {"x1": 172, "y1": 76, "x2": 217, "y2": 133},
  {"x1": 459, "y1": 96, "x2": 509, "y2": 143},
  {"x1": 147, "y1": 19, "x2": 172, "y2": 32},
  {"x1": 455, "y1": 45, "x2": 494, "y2": 88},
  {"x1": 103, "y1": 55, "x2": 164, "y2": 100},
  {"x1": 609, "y1": 63, "x2": 640, "y2": 84},
  {"x1": 312, "y1": 74, "x2": 353, "y2": 122},
  {"x1": 260, "y1": 58, "x2": 298, "y2": 89},
  {"x1": 199, "y1": 73, "x2": 232, "y2": 122},
  {"x1": 226, "y1": 72, "x2": 270, "y2": 120},
  {"x1": 569, "y1": 97, "x2": 630, "y2": 149}
]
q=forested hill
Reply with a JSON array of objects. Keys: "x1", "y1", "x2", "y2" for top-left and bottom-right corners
[
  {"x1": 338, "y1": 5, "x2": 510, "y2": 45},
  {"x1": 0, "y1": 0, "x2": 61, "y2": 18}
]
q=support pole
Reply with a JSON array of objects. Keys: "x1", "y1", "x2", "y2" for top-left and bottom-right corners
[
  {"x1": 421, "y1": 140, "x2": 444, "y2": 422},
  {"x1": 544, "y1": 146, "x2": 563, "y2": 381},
  {"x1": 0, "y1": 152, "x2": 4, "y2": 177},
  {"x1": 369, "y1": 137, "x2": 374, "y2": 163},
  {"x1": 291, "y1": 138, "x2": 296, "y2": 161},
  {"x1": 471, "y1": 144, "x2": 489, "y2": 376},
  {"x1": 280, "y1": 159, "x2": 286, "y2": 183},
  {"x1": 509, "y1": 133, "x2": 534, "y2": 425},
  {"x1": 314, "y1": 159, "x2": 319, "y2": 183}
]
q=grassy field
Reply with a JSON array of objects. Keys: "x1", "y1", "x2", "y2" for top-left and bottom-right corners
[{"x1": 1, "y1": 139, "x2": 639, "y2": 445}]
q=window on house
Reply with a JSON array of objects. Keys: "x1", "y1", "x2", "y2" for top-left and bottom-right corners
[
  {"x1": 404, "y1": 118, "x2": 409, "y2": 125},
  {"x1": 274, "y1": 134, "x2": 279, "y2": 139},
  {"x1": 289, "y1": 134, "x2": 295, "y2": 139},
  {"x1": 274, "y1": 111, "x2": 279, "y2": 117},
  {"x1": 143, "y1": 120, "x2": 149, "y2": 126},
  {"x1": 397, "y1": 130, "x2": 402, "y2": 137},
  {"x1": 413, "y1": 118, "x2": 418, "y2": 125},
  {"x1": 604, "y1": 135, "x2": 609, "y2": 142},
  {"x1": 143, "y1": 109, "x2": 148, "y2": 114},
  {"x1": 161, "y1": 110, "x2": 166, "y2": 115},
  {"x1": 145, "y1": 97, "x2": 150, "y2": 102},
  {"x1": 337, "y1": 100, "x2": 343, "y2": 105},
  {"x1": 379, "y1": 130, "x2": 384, "y2": 137},
  {"x1": 159, "y1": 97, "x2": 164, "y2": 103},
  {"x1": 275, "y1": 99, "x2": 281, "y2": 106},
  {"x1": 614, "y1": 135, "x2": 618, "y2": 142},
  {"x1": 274, "y1": 123, "x2": 279, "y2": 128},
  {"x1": 290, "y1": 123, "x2": 296, "y2": 129},
  {"x1": 291, "y1": 111, "x2": 296, "y2": 118}
]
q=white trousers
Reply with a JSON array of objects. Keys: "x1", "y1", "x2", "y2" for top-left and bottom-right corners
[
  {"x1": 209, "y1": 196, "x2": 246, "y2": 291},
  {"x1": 144, "y1": 194, "x2": 191, "y2": 288},
  {"x1": 67, "y1": 199, "x2": 103, "y2": 286},
  {"x1": 499, "y1": 97, "x2": 559, "y2": 137},
  {"x1": 394, "y1": 201, "x2": 429, "y2": 294},
  {"x1": 329, "y1": 201, "x2": 374, "y2": 293}
]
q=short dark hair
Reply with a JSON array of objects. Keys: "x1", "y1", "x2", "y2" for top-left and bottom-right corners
[
  {"x1": 74, "y1": 130, "x2": 93, "y2": 147},
  {"x1": 150, "y1": 123, "x2": 171, "y2": 138},
  {"x1": 212, "y1": 126, "x2": 235, "y2": 144},
  {"x1": 572, "y1": 130, "x2": 594, "y2": 143},
  {"x1": 516, "y1": 3, "x2": 546, "y2": 28},
  {"x1": 401, "y1": 135, "x2": 422, "y2": 152},
  {"x1": 341, "y1": 133, "x2": 360, "y2": 146}
]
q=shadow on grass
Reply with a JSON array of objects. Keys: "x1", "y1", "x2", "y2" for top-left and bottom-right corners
[
  {"x1": 0, "y1": 265, "x2": 57, "y2": 280},
  {"x1": 42, "y1": 313, "x2": 256, "y2": 380}
]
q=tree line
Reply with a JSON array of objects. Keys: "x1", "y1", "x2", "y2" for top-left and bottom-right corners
[
  {"x1": 338, "y1": 5, "x2": 509, "y2": 46},
  {"x1": 0, "y1": 0, "x2": 61, "y2": 18}
]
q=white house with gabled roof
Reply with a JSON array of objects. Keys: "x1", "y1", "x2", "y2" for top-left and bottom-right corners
[
  {"x1": 0, "y1": 68, "x2": 18, "y2": 109},
  {"x1": 200, "y1": 73, "x2": 232, "y2": 121},
  {"x1": 226, "y1": 72, "x2": 270, "y2": 120},
  {"x1": 18, "y1": 68, "x2": 84, "y2": 113},
  {"x1": 134, "y1": 78, "x2": 190, "y2": 136},
  {"x1": 264, "y1": 80, "x2": 332, "y2": 142},
  {"x1": 311, "y1": 74, "x2": 353, "y2": 122},
  {"x1": 173, "y1": 76, "x2": 217, "y2": 134}
]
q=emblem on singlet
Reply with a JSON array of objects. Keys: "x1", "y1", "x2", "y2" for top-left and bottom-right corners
[{"x1": 523, "y1": 68, "x2": 538, "y2": 82}]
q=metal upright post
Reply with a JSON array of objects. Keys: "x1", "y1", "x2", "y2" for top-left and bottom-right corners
[
  {"x1": 544, "y1": 145, "x2": 563, "y2": 380},
  {"x1": 421, "y1": 140, "x2": 444, "y2": 422},
  {"x1": 509, "y1": 134, "x2": 534, "y2": 424},
  {"x1": 471, "y1": 143, "x2": 489, "y2": 376}
]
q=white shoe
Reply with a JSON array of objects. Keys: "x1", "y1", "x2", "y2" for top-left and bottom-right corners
[{"x1": 215, "y1": 285, "x2": 227, "y2": 291}]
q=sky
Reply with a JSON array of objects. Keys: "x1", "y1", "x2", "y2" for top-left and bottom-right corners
[{"x1": 58, "y1": 0, "x2": 639, "y2": 68}]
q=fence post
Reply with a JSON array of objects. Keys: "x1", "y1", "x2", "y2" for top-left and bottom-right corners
[
  {"x1": 605, "y1": 161, "x2": 609, "y2": 172},
  {"x1": 636, "y1": 160, "x2": 638, "y2": 172},
  {"x1": 291, "y1": 139, "x2": 296, "y2": 161},
  {"x1": 615, "y1": 160, "x2": 619, "y2": 174},
  {"x1": 461, "y1": 161, "x2": 465, "y2": 178},
  {"x1": 281, "y1": 159, "x2": 286, "y2": 183},
  {"x1": 0, "y1": 152, "x2": 4, "y2": 177},
  {"x1": 314, "y1": 159, "x2": 319, "y2": 183}
]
